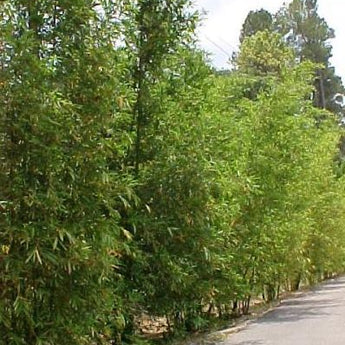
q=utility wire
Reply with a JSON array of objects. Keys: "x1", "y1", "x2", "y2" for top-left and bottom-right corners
[
  {"x1": 203, "y1": 35, "x2": 232, "y2": 59},
  {"x1": 219, "y1": 37, "x2": 237, "y2": 52}
]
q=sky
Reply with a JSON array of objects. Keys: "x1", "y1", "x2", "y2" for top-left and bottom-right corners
[{"x1": 195, "y1": 0, "x2": 345, "y2": 80}]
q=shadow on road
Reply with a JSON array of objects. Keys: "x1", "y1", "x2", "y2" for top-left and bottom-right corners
[
  {"x1": 315, "y1": 280, "x2": 345, "y2": 292},
  {"x1": 316, "y1": 285, "x2": 344, "y2": 291},
  {"x1": 220, "y1": 277, "x2": 345, "y2": 345},
  {"x1": 253, "y1": 280, "x2": 345, "y2": 324}
]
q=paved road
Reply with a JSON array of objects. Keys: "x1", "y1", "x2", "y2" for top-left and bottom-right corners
[{"x1": 222, "y1": 276, "x2": 345, "y2": 345}]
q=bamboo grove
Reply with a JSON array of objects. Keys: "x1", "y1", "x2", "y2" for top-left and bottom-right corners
[{"x1": 1, "y1": 0, "x2": 345, "y2": 344}]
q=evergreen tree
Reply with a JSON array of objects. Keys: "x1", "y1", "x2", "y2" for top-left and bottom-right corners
[
  {"x1": 275, "y1": 0, "x2": 345, "y2": 112},
  {"x1": 240, "y1": 9, "x2": 273, "y2": 43}
]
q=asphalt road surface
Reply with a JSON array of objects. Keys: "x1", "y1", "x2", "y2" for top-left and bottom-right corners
[{"x1": 223, "y1": 276, "x2": 345, "y2": 345}]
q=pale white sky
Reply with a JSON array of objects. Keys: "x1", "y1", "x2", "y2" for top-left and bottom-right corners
[{"x1": 195, "y1": 0, "x2": 345, "y2": 80}]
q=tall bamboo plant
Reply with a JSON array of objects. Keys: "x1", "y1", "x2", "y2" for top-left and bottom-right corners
[{"x1": 0, "y1": 1, "x2": 132, "y2": 344}]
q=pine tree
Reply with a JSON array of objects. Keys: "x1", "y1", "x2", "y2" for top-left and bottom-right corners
[
  {"x1": 240, "y1": 9, "x2": 273, "y2": 43},
  {"x1": 275, "y1": 0, "x2": 345, "y2": 112}
]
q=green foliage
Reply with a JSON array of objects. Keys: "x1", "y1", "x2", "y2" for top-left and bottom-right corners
[
  {"x1": 123, "y1": 47, "x2": 216, "y2": 329},
  {"x1": 274, "y1": 0, "x2": 345, "y2": 111},
  {"x1": 1, "y1": 0, "x2": 345, "y2": 344},
  {"x1": 275, "y1": 0, "x2": 334, "y2": 64},
  {"x1": 240, "y1": 9, "x2": 273, "y2": 43},
  {"x1": 0, "y1": 1, "x2": 131, "y2": 344},
  {"x1": 203, "y1": 36, "x2": 345, "y2": 312},
  {"x1": 235, "y1": 31, "x2": 294, "y2": 76}
]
